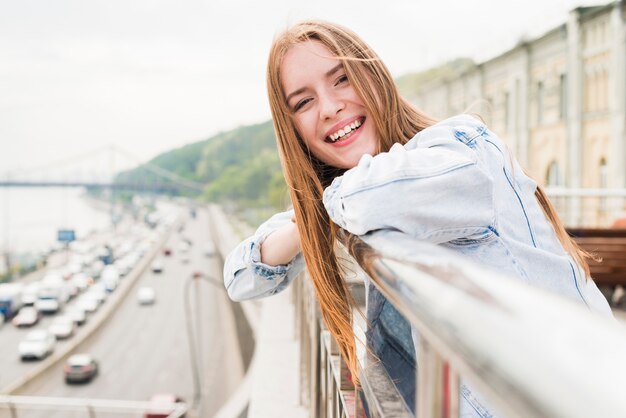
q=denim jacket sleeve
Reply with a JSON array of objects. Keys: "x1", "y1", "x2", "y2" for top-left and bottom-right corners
[
  {"x1": 322, "y1": 118, "x2": 494, "y2": 243},
  {"x1": 223, "y1": 209, "x2": 305, "y2": 301}
]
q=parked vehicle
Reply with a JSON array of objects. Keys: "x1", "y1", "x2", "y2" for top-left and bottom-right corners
[
  {"x1": 0, "y1": 283, "x2": 24, "y2": 319},
  {"x1": 64, "y1": 354, "x2": 99, "y2": 383},
  {"x1": 137, "y1": 287, "x2": 156, "y2": 305},
  {"x1": 12, "y1": 307, "x2": 41, "y2": 327},
  {"x1": 18, "y1": 330, "x2": 55, "y2": 360},
  {"x1": 144, "y1": 394, "x2": 186, "y2": 418},
  {"x1": 48, "y1": 316, "x2": 76, "y2": 339}
]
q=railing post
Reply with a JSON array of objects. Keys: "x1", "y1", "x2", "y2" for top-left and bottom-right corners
[{"x1": 417, "y1": 339, "x2": 444, "y2": 418}]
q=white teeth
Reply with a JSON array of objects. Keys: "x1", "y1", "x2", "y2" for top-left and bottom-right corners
[{"x1": 328, "y1": 119, "x2": 363, "y2": 142}]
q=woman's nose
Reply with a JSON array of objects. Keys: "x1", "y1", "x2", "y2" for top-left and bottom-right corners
[{"x1": 319, "y1": 91, "x2": 344, "y2": 120}]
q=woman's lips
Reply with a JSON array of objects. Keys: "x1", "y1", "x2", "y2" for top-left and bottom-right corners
[{"x1": 324, "y1": 116, "x2": 365, "y2": 144}]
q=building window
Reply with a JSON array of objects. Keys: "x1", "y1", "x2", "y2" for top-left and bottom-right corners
[
  {"x1": 546, "y1": 161, "x2": 560, "y2": 186},
  {"x1": 599, "y1": 157, "x2": 608, "y2": 212},
  {"x1": 537, "y1": 81, "x2": 544, "y2": 125},
  {"x1": 559, "y1": 74, "x2": 567, "y2": 119},
  {"x1": 504, "y1": 91, "x2": 509, "y2": 131}
]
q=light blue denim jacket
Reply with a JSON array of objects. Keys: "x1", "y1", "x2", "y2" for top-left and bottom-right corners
[
  {"x1": 225, "y1": 114, "x2": 611, "y2": 313},
  {"x1": 223, "y1": 114, "x2": 612, "y2": 416}
]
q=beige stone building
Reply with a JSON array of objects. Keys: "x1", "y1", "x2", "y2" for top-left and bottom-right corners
[{"x1": 411, "y1": 1, "x2": 626, "y2": 227}]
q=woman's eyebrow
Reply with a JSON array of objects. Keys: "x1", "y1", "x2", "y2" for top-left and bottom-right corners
[
  {"x1": 286, "y1": 87, "x2": 306, "y2": 104},
  {"x1": 286, "y1": 63, "x2": 345, "y2": 104},
  {"x1": 325, "y1": 63, "x2": 343, "y2": 78}
]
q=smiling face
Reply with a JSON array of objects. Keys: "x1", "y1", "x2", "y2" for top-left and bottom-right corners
[{"x1": 280, "y1": 40, "x2": 379, "y2": 169}]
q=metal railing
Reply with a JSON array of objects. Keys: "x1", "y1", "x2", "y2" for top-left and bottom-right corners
[
  {"x1": 545, "y1": 187, "x2": 626, "y2": 228},
  {"x1": 0, "y1": 395, "x2": 186, "y2": 418},
  {"x1": 294, "y1": 234, "x2": 626, "y2": 418}
]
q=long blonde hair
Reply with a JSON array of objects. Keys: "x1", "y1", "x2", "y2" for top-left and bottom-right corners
[{"x1": 265, "y1": 20, "x2": 591, "y2": 382}]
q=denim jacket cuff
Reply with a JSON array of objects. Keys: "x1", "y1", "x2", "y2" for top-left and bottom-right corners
[
  {"x1": 323, "y1": 177, "x2": 345, "y2": 228},
  {"x1": 249, "y1": 232, "x2": 290, "y2": 279}
]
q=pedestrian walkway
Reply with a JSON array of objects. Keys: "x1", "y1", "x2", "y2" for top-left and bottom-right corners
[
  {"x1": 248, "y1": 287, "x2": 308, "y2": 418},
  {"x1": 209, "y1": 205, "x2": 308, "y2": 418}
]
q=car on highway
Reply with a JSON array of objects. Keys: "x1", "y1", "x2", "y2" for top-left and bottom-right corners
[
  {"x1": 12, "y1": 307, "x2": 41, "y2": 327},
  {"x1": 144, "y1": 393, "x2": 186, "y2": 418},
  {"x1": 178, "y1": 241, "x2": 190, "y2": 253},
  {"x1": 65, "y1": 307, "x2": 87, "y2": 326},
  {"x1": 18, "y1": 330, "x2": 55, "y2": 360},
  {"x1": 64, "y1": 354, "x2": 99, "y2": 383},
  {"x1": 49, "y1": 316, "x2": 76, "y2": 340},
  {"x1": 85, "y1": 284, "x2": 108, "y2": 304},
  {"x1": 202, "y1": 243, "x2": 215, "y2": 258},
  {"x1": 137, "y1": 287, "x2": 156, "y2": 305},
  {"x1": 21, "y1": 282, "x2": 40, "y2": 306},
  {"x1": 76, "y1": 296, "x2": 99, "y2": 314},
  {"x1": 151, "y1": 259, "x2": 164, "y2": 274}
]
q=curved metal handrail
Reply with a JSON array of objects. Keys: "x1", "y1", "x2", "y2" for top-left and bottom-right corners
[{"x1": 359, "y1": 234, "x2": 626, "y2": 418}]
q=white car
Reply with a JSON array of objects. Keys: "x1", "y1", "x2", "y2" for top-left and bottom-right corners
[
  {"x1": 203, "y1": 243, "x2": 216, "y2": 257},
  {"x1": 71, "y1": 273, "x2": 91, "y2": 292},
  {"x1": 77, "y1": 296, "x2": 100, "y2": 313},
  {"x1": 48, "y1": 316, "x2": 76, "y2": 340},
  {"x1": 35, "y1": 297, "x2": 61, "y2": 314},
  {"x1": 21, "y1": 282, "x2": 40, "y2": 306},
  {"x1": 18, "y1": 330, "x2": 55, "y2": 360},
  {"x1": 65, "y1": 307, "x2": 87, "y2": 326},
  {"x1": 151, "y1": 259, "x2": 164, "y2": 274},
  {"x1": 85, "y1": 285, "x2": 107, "y2": 304},
  {"x1": 137, "y1": 287, "x2": 156, "y2": 305}
]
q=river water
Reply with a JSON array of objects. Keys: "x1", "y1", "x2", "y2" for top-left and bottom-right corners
[{"x1": 0, "y1": 187, "x2": 111, "y2": 255}]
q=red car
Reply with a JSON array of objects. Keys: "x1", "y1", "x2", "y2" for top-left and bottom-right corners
[
  {"x1": 144, "y1": 394, "x2": 186, "y2": 418},
  {"x1": 162, "y1": 247, "x2": 172, "y2": 256}
]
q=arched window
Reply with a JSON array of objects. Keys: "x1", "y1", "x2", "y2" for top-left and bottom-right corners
[
  {"x1": 599, "y1": 157, "x2": 608, "y2": 212},
  {"x1": 546, "y1": 161, "x2": 560, "y2": 187}
]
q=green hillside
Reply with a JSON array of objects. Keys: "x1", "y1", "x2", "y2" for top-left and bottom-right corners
[{"x1": 115, "y1": 120, "x2": 288, "y2": 212}]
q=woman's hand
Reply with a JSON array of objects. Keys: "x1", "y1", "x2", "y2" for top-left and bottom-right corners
[{"x1": 260, "y1": 219, "x2": 301, "y2": 266}]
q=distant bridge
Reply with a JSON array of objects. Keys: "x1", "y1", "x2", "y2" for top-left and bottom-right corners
[
  {"x1": 1, "y1": 145, "x2": 206, "y2": 194},
  {"x1": 0, "y1": 180, "x2": 186, "y2": 193}
]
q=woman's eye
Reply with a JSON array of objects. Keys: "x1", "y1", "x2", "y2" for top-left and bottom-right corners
[
  {"x1": 294, "y1": 98, "x2": 312, "y2": 111},
  {"x1": 335, "y1": 74, "x2": 348, "y2": 86}
]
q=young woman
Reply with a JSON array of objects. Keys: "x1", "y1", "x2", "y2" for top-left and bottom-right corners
[{"x1": 223, "y1": 20, "x2": 613, "y2": 415}]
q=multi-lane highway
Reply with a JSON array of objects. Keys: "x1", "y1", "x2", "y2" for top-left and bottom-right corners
[{"x1": 1, "y1": 206, "x2": 243, "y2": 417}]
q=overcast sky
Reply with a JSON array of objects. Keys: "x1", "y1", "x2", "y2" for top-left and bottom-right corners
[{"x1": 0, "y1": 0, "x2": 607, "y2": 176}]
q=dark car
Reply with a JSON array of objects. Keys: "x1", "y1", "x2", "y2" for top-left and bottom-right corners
[{"x1": 64, "y1": 354, "x2": 99, "y2": 383}]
